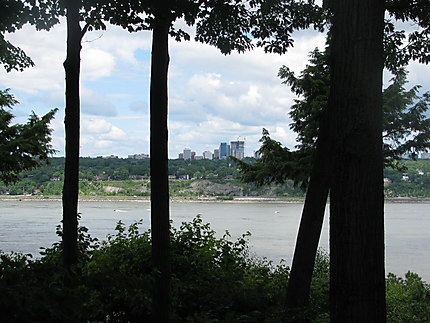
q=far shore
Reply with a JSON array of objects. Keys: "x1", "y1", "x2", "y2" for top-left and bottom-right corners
[{"x1": 1, "y1": 195, "x2": 430, "y2": 204}]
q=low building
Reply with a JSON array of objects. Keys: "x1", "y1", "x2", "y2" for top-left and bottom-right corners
[
  {"x1": 203, "y1": 151, "x2": 213, "y2": 160},
  {"x1": 421, "y1": 152, "x2": 430, "y2": 159},
  {"x1": 128, "y1": 153, "x2": 149, "y2": 159}
]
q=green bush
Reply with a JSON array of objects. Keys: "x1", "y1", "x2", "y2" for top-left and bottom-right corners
[
  {"x1": 1, "y1": 217, "x2": 428, "y2": 322},
  {"x1": 386, "y1": 271, "x2": 430, "y2": 322}
]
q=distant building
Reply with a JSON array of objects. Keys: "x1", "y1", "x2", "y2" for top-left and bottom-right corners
[
  {"x1": 254, "y1": 150, "x2": 261, "y2": 159},
  {"x1": 178, "y1": 152, "x2": 184, "y2": 159},
  {"x1": 219, "y1": 142, "x2": 230, "y2": 159},
  {"x1": 191, "y1": 151, "x2": 196, "y2": 160},
  {"x1": 203, "y1": 151, "x2": 213, "y2": 160},
  {"x1": 183, "y1": 148, "x2": 192, "y2": 160},
  {"x1": 213, "y1": 149, "x2": 220, "y2": 159},
  {"x1": 128, "y1": 153, "x2": 149, "y2": 159},
  {"x1": 421, "y1": 152, "x2": 430, "y2": 159},
  {"x1": 194, "y1": 155, "x2": 203, "y2": 160},
  {"x1": 400, "y1": 153, "x2": 410, "y2": 160},
  {"x1": 230, "y1": 140, "x2": 245, "y2": 160},
  {"x1": 103, "y1": 155, "x2": 119, "y2": 159}
]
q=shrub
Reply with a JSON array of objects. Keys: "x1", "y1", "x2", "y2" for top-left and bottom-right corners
[
  {"x1": 1, "y1": 217, "x2": 426, "y2": 322},
  {"x1": 386, "y1": 271, "x2": 430, "y2": 322}
]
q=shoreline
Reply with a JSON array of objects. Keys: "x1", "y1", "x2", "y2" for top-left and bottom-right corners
[{"x1": 1, "y1": 195, "x2": 430, "y2": 204}]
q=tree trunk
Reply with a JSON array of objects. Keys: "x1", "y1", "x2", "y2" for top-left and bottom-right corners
[
  {"x1": 62, "y1": 0, "x2": 82, "y2": 272},
  {"x1": 285, "y1": 112, "x2": 330, "y2": 318},
  {"x1": 150, "y1": 12, "x2": 171, "y2": 322},
  {"x1": 328, "y1": 1, "x2": 386, "y2": 321}
]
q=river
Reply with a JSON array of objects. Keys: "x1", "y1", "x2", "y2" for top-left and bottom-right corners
[{"x1": 1, "y1": 199, "x2": 429, "y2": 281}]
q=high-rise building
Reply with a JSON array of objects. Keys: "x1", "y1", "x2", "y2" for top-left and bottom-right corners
[
  {"x1": 230, "y1": 140, "x2": 245, "y2": 160},
  {"x1": 178, "y1": 152, "x2": 184, "y2": 159},
  {"x1": 213, "y1": 149, "x2": 220, "y2": 159},
  {"x1": 219, "y1": 142, "x2": 230, "y2": 159},
  {"x1": 183, "y1": 148, "x2": 192, "y2": 160}
]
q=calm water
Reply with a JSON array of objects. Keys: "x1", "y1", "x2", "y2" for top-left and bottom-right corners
[{"x1": 0, "y1": 200, "x2": 429, "y2": 281}]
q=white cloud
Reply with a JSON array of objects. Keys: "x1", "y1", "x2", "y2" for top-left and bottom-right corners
[
  {"x1": 101, "y1": 126, "x2": 127, "y2": 140},
  {"x1": 81, "y1": 48, "x2": 115, "y2": 80},
  {"x1": 82, "y1": 119, "x2": 112, "y2": 134},
  {"x1": 82, "y1": 118, "x2": 126, "y2": 140}
]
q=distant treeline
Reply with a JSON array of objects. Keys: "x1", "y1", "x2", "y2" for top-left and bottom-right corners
[
  {"x1": 6, "y1": 157, "x2": 243, "y2": 182},
  {"x1": 1, "y1": 157, "x2": 430, "y2": 198}
]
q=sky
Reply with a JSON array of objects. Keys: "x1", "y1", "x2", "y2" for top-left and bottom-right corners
[{"x1": 1, "y1": 18, "x2": 429, "y2": 159}]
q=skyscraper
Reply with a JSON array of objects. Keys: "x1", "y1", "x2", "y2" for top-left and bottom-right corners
[
  {"x1": 213, "y1": 149, "x2": 220, "y2": 159},
  {"x1": 183, "y1": 148, "x2": 192, "y2": 160},
  {"x1": 219, "y1": 142, "x2": 230, "y2": 159},
  {"x1": 230, "y1": 140, "x2": 245, "y2": 159}
]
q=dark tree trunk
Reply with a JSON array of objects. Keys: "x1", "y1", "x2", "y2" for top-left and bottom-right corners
[
  {"x1": 285, "y1": 112, "x2": 330, "y2": 317},
  {"x1": 328, "y1": 0, "x2": 386, "y2": 321},
  {"x1": 150, "y1": 12, "x2": 171, "y2": 322},
  {"x1": 62, "y1": 0, "x2": 82, "y2": 272}
]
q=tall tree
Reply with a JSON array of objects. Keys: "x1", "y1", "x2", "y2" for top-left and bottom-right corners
[
  {"x1": 326, "y1": 0, "x2": 386, "y2": 320},
  {"x1": 236, "y1": 2, "x2": 430, "y2": 313},
  {"x1": 44, "y1": 0, "x2": 104, "y2": 272},
  {"x1": 1, "y1": 0, "x2": 91, "y2": 271},
  {"x1": 0, "y1": 89, "x2": 57, "y2": 184},
  {"x1": 0, "y1": 0, "x2": 85, "y2": 271},
  {"x1": 97, "y1": 0, "x2": 325, "y2": 319},
  {"x1": 62, "y1": 0, "x2": 84, "y2": 273},
  {"x1": 149, "y1": 3, "x2": 172, "y2": 320}
]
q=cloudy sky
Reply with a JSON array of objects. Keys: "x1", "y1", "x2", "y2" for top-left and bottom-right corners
[{"x1": 1, "y1": 18, "x2": 429, "y2": 158}]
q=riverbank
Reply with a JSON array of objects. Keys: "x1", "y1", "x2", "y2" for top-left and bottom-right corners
[{"x1": 2, "y1": 195, "x2": 430, "y2": 204}]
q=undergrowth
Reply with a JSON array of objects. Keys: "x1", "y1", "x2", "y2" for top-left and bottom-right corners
[{"x1": 0, "y1": 216, "x2": 428, "y2": 322}]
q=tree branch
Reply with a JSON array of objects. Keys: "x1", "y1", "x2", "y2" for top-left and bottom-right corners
[
  {"x1": 386, "y1": 0, "x2": 429, "y2": 11},
  {"x1": 80, "y1": 22, "x2": 90, "y2": 40}
]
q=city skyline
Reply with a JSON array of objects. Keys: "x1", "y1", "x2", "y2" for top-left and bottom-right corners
[
  {"x1": 178, "y1": 138, "x2": 248, "y2": 160},
  {"x1": 1, "y1": 20, "x2": 429, "y2": 158}
]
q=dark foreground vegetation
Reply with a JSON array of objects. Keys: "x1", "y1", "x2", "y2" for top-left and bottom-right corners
[{"x1": 0, "y1": 217, "x2": 428, "y2": 322}]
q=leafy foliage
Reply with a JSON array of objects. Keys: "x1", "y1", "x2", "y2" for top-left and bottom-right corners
[
  {"x1": 0, "y1": 217, "x2": 428, "y2": 321},
  {"x1": 233, "y1": 129, "x2": 311, "y2": 189},
  {"x1": 383, "y1": 69, "x2": 430, "y2": 170},
  {"x1": 0, "y1": 0, "x2": 62, "y2": 71},
  {"x1": 283, "y1": 49, "x2": 430, "y2": 166},
  {"x1": 385, "y1": 0, "x2": 430, "y2": 68},
  {"x1": 236, "y1": 48, "x2": 430, "y2": 188},
  {"x1": 0, "y1": 89, "x2": 57, "y2": 184},
  {"x1": 386, "y1": 271, "x2": 430, "y2": 322},
  {"x1": 0, "y1": 217, "x2": 293, "y2": 321},
  {"x1": 249, "y1": 0, "x2": 326, "y2": 54}
]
